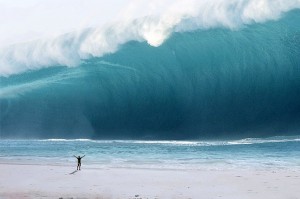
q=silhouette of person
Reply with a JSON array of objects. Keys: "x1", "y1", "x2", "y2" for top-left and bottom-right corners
[{"x1": 74, "y1": 155, "x2": 85, "y2": 170}]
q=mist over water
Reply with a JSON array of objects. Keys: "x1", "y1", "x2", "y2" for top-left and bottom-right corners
[{"x1": 1, "y1": 8, "x2": 300, "y2": 139}]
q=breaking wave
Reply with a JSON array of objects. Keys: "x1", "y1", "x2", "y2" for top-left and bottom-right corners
[
  {"x1": 1, "y1": 3, "x2": 300, "y2": 139},
  {"x1": 1, "y1": 0, "x2": 300, "y2": 76}
]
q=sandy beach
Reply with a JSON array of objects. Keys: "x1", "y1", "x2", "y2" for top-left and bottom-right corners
[{"x1": 0, "y1": 163, "x2": 299, "y2": 199}]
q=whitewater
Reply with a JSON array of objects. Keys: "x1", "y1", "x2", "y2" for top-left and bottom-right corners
[{"x1": 1, "y1": 0, "x2": 300, "y2": 76}]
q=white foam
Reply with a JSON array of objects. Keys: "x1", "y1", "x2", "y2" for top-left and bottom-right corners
[
  {"x1": 1, "y1": 0, "x2": 300, "y2": 76},
  {"x1": 37, "y1": 135, "x2": 300, "y2": 146},
  {"x1": 227, "y1": 136, "x2": 300, "y2": 145},
  {"x1": 43, "y1": 138, "x2": 92, "y2": 142}
]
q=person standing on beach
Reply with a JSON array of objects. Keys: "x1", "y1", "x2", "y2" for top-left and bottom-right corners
[{"x1": 74, "y1": 155, "x2": 85, "y2": 170}]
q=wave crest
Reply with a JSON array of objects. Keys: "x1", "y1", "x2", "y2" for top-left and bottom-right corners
[{"x1": 1, "y1": 0, "x2": 300, "y2": 76}]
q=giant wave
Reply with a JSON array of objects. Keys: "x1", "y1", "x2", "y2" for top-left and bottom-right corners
[{"x1": 0, "y1": 3, "x2": 300, "y2": 139}]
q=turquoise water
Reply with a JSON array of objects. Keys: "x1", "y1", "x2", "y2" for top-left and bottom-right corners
[
  {"x1": 1, "y1": 10, "x2": 300, "y2": 139},
  {"x1": 1, "y1": 136, "x2": 299, "y2": 170}
]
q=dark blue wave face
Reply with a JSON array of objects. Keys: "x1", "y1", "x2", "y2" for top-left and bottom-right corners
[{"x1": 1, "y1": 10, "x2": 300, "y2": 139}]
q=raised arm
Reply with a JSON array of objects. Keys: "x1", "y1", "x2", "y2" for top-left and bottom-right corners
[
  {"x1": 82, "y1": 155, "x2": 85, "y2": 158},
  {"x1": 73, "y1": 155, "x2": 77, "y2": 158}
]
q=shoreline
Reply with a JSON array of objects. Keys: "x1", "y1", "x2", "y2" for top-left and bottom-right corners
[{"x1": 0, "y1": 163, "x2": 299, "y2": 199}]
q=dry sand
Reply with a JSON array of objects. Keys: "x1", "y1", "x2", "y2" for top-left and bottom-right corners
[{"x1": 0, "y1": 163, "x2": 299, "y2": 199}]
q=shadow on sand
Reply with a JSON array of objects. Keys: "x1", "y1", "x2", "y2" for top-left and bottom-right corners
[{"x1": 69, "y1": 170, "x2": 78, "y2": 175}]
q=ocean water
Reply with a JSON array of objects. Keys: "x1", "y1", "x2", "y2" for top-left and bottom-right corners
[
  {"x1": 1, "y1": 8, "x2": 300, "y2": 139},
  {"x1": 1, "y1": 136, "x2": 299, "y2": 170}
]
